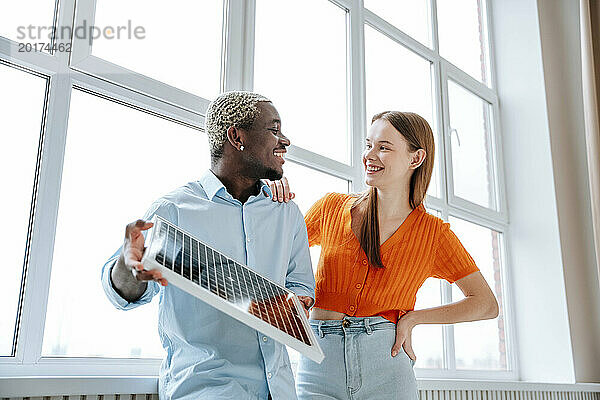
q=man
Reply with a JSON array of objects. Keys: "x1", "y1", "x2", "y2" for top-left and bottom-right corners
[{"x1": 101, "y1": 91, "x2": 315, "y2": 399}]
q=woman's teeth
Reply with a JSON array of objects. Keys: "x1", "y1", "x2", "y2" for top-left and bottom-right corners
[{"x1": 367, "y1": 166, "x2": 383, "y2": 172}]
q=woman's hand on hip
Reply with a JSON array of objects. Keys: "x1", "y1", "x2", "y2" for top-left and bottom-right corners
[{"x1": 391, "y1": 312, "x2": 417, "y2": 362}]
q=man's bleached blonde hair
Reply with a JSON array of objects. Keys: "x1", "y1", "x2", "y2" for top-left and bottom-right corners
[{"x1": 205, "y1": 91, "x2": 271, "y2": 158}]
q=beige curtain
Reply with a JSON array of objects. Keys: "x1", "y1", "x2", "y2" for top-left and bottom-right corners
[{"x1": 580, "y1": 0, "x2": 600, "y2": 282}]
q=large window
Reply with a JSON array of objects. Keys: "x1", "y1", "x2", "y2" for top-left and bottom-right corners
[
  {"x1": 0, "y1": 0, "x2": 512, "y2": 388},
  {"x1": 42, "y1": 89, "x2": 208, "y2": 358},
  {"x1": 254, "y1": 0, "x2": 349, "y2": 164}
]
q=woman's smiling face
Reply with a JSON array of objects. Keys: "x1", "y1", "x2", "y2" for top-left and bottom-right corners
[{"x1": 363, "y1": 118, "x2": 418, "y2": 190}]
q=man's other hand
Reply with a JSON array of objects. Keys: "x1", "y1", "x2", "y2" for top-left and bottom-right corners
[{"x1": 297, "y1": 296, "x2": 314, "y2": 319}]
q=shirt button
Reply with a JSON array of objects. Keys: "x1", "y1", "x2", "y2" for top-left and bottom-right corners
[
  {"x1": 267, "y1": 372, "x2": 272, "y2": 379},
  {"x1": 262, "y1": 336, "x2": 268, "y2": 342},
  {"x1": 362, "y1": 260, "x2": 367, "y2": 265},
  {"x1": 355, "y1": 283, "x2": 362, "y2": 289},
  {"x1": 246, "y1": 237, "x2": 251, "y2": 243},
  {"x1": 349, "y1": 305, "x2": 355, "y2": 311}
]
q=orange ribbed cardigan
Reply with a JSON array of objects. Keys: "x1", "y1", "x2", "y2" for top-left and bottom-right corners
[{"x1": 305, "y1": 192, "x2": 480, "y2": 323}]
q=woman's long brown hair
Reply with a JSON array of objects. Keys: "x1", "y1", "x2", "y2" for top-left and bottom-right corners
[{"x1": 353, "y1": 111, "x2": 435, "y2": 268}]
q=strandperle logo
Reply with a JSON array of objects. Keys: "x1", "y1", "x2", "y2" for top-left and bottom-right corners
[{"x1": 17, "y1": 20, "x2": 146, "y2": 45}]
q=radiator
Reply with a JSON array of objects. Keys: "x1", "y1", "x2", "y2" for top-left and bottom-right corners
[
  {"x1": 2, "y1": 391, "x2": 599, "y2": 400},
  {"x1": 419, "y1": 390, "x2": 600, "y2": 400}
]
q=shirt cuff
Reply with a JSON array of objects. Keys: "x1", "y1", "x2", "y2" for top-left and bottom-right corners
[
  {"x1": 286, "y1": 285, "x2": 315, "y2": 302},
  {"x1": 101, "y1": 257, "x2": 158, "y2": 310}
]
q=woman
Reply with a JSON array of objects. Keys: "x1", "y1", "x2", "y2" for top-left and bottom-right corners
[{"x1": 269, "y1": 111, "x2": 499, "y2": 399}]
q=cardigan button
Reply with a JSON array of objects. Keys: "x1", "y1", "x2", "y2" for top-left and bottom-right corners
[
  {"x1": 355, "y1": 283, "x2": 362, "y2": 289},
  {"x1": 362, "y1": 260, "x2": 367, "y2": 265},
  {"x1": 349, "y1": 305, "x2": 355, "y2": 311}
]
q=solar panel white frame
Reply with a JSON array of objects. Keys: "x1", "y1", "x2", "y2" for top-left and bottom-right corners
[{"x1": 141, "y1": 215, "x2": 324, "y2": 363}]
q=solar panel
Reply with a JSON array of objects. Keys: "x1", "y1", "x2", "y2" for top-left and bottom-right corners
[{"x1": 141, "y1": 215, "x2": 324, "y2": 363}]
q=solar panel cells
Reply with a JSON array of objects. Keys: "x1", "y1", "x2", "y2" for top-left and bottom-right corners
[{"x1": 142, "y1": 216, "x2": 323, "y2": 362}]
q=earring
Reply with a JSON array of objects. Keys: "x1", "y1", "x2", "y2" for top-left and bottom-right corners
[{"x1": 239, "y1": 145, "x2": 245, "y2": 151}]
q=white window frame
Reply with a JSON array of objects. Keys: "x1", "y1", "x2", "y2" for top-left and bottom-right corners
[{"x1": 0, "y1": 0, "x2": 517, "y2": 391}]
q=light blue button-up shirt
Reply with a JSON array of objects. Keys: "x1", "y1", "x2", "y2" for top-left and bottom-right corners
[{"x1": 101, "y1": 170, "x2": 315, "y2": 400}]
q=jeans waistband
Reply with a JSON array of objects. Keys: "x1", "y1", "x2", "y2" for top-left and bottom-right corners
[{"x1": 309, "y1": 316, "x2": 395, "y2": 337}]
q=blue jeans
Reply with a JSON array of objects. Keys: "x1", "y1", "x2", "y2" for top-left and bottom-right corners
[{"x1": 296, "y1": 316, "x2": 418, "y2": 400}]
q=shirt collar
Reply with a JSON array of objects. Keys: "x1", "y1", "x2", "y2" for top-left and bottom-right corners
[
  {"x1": 199, "y1": 170, "x2": 226, "y2": 200},
  {"x1": 199, "y1": 170, "x2": 272, "y2": 201}
]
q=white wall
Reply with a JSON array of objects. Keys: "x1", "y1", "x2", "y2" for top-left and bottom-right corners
[
  {"x1": 491, "y1": 0, "x2": 600, "y2": 383},
  {"x1": 491, "y1": 0, "x2": 575, "y2": 383}
]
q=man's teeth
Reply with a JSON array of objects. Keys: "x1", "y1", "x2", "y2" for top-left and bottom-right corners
[
  {"x1": 274, "y1": 152, "x2": 286, "y2": 158},
  {"x1": 367, "y1": 166, "x2": 383, "y2": 172}
]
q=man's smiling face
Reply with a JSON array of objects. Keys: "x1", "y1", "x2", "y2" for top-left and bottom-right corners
[{"x1": 241, "y1": 101, "x2": 290, "y2": 181}]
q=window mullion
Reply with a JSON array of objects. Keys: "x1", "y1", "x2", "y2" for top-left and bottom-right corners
[
  {"x1": 69, "y1": 0, "x2": 96, "y2": 65},
  {"x1": 349, "y1": 0, "x2": 367, "y2": 191},
  {"x1": 222, "y1": 0, "x2": 248, "y2": 92},
  {"x1": 484, "y1": 102, "x2": 499, "y2": 211},
  {"x1": 430, "y1": 0, "x2": 440, "y2": 54},
  {"x1": 432, "y1": 54, "x2": 447, "y2": 204},
  {"x1": 439, "y1": 61, "x2": 454, "y2": 208},
  {"x1": 17, "y1": 73, "x2": 73, "y2": 364},
  {"x1": 441, "y1": 280, "x2": 456, "y2": 370},
  {"x1": 430, "y1": 0, "x2": 447, "y2": 207},
  {"x1": 484, "y1": 0, "x2": 497, "y2": 90},
  {"x1": 439, "y1": 209, "x2": 453, "y2": 370},
  {"x1": 241, "y1": 0, "x2": 256, "y2": 91},
  {"x1": 491, "y1": 99, "x2": 509, "y2": 222}
]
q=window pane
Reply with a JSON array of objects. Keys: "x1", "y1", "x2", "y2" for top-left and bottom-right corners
[
  {"x1": 364, "y1": 0, "x2": 431, "y2": 46},
  {"x1": 42, "y1": 89, "x2": 210, "y2": 358},
  {"x1": 91, "y1": 0, "x2": 223, "y2": 99},
  {"x1": 412, "y1": 278, "x2": 443, "y2": 368},
  {"x1": 283, "y1": 162, "x2": 348, "y2": 215},
  {"x1": 364, "y1": 25, "x2": 440, "y2": 198},
  {"x1": 283, "y1": 160, "x2": 348, "y2": 373},
  {"x1": 0, "y1": 64, "x2": 47, "y2": 356},
  {"x1": 447, "y1": 80, "x2": 496, "y2": 209},
  {"x1": 0, "y1": 1, "x2": 56, "y2": 49},
  {"x1": 449, "y1": 216, "x2": 507, "y2": 370},
  {"x1": 283, "y1": 160, "x2": 348, "y2": 274},
  {"x1": 254, "y1": 0, "x2": 349, "y2": 164},
  {"x1": 437, "y1": 0, "x2": 491, "y2": 84},
  {"x1": 412, "y1": 208, "x2": 443, "y2": 368}
]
